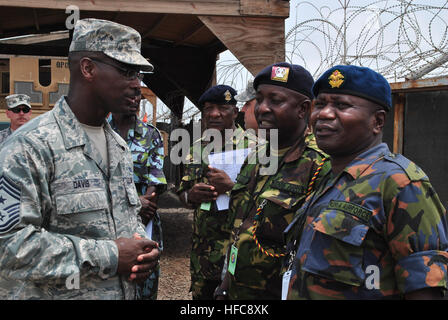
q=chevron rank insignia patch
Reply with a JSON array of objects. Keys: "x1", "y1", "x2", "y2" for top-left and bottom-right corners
[{"x1": 0, "y1": 175, "x2": 21, "y2": 234}]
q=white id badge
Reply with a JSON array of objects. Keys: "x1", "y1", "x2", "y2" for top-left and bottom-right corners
[{"x1": 281, "y1": 270, "x2": 292, "y2": 300}]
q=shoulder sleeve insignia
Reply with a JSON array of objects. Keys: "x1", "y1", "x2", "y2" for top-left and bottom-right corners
[
  {"x1": 328, "y1": 69, "x2": 345, "y2": 88},
  {"x1": 0, "y1": 175, "x2": 21, "y2": 234}
]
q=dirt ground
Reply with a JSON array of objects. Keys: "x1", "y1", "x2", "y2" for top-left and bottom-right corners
[{"x1": 156, "y1": 190, "x2": 193, "y2": 300}]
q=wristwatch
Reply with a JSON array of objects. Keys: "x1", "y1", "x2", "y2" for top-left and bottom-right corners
[{"x1": 213, "y1": 286, "x2": 228, "y2": 300}]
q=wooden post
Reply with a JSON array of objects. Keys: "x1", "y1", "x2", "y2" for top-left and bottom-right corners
[{"x1": 393, "y1": 93, "x2": 405, "y2": 154}]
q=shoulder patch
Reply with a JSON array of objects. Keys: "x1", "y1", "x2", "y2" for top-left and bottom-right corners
[
  {"x1": 384, "y1": 153, "x2": 428, "y2": 181},
  {"x1": 0, "y1": 175, "x2": 21, "y2": 234}
]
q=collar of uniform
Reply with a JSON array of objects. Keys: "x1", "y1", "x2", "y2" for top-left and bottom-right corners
[
  {"x1": 199, "y1": 125, "x2": 245, "y2": 146},
  {"x1": 282, "y1": 134, "x2": 307, "y2": 163},
  {"x1": 54, "y1": 96, "x2": 127, "y2": 151},
  {"x1": 232, "y1": 125, "x2": 245, "y2": 144},
  {"x1": 343, "y1": 143, "x2": 390, "y2": 179},
  {"x1": 134, "y1": 118, "x2": 146, "y2": 137},
  {"x1": 103, "y1": 120, "x2": 128, "y2": 151},
  {"x1": 53, "y1": 96, "x2": 90, "y2": 149}
]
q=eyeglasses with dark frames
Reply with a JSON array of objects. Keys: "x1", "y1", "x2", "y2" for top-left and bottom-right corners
[
  {"x1": 89, "y1": 57, "x2": 145, "y2": 81},
  {"x1": 10, "y1": 106, "x2": 31, "y2": 114}
]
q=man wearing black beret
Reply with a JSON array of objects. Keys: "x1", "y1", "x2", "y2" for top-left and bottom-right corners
[
  {"x1": 177, "y1": 84, "x2": 257, "y2": 299},
  {"x1": 285, "y1": 65, "x2": 447, "y2": 300},
  {"x1": 216, "y1": 62, "x2": 331, "y2": 300}
]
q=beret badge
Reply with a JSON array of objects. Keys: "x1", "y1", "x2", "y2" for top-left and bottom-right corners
[
  {"x1": 271, "y1": 66, "x2": 290, "y2": 82},
  {"x1": 224, "y1": 90, "x2": 232, "y2": 102},
  {"x1": 328, "y1": 70, "x2": 345, "y2": 88}
]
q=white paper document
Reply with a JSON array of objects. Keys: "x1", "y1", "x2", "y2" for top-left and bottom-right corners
[
  {"x1": 145, "y1": 220, "x2": 153, "y2": 240},
  {"x1": 208, "y1": 148, "x2": 251, "y2": 211}
]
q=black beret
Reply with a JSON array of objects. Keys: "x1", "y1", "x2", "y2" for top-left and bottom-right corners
[
  {"x1": 312, "y1": 65, "x2": 392, "y2": 110},
  {"x1": 253, "y1": 62, "x2": 314, "y2": 99},
  {"x1": 198, "y1": 84, "x2": 237, "y2": 110}
]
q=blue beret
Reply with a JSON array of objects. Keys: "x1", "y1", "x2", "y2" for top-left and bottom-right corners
[
  {"x1": 253, "y1": 62, "x2": 314, "y2": 99},
  {"x1": 198, "y1": 84, "x2": 237, "y2": 110},
  {"x1": 312, "y1": 65, "x2": 392, "y2": 110}
]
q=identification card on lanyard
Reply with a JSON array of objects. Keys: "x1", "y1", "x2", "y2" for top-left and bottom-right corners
[
  {"x1": 228, "y1": 244, "x2": 238, "y2": 275},
  {"x1": 281, "y1": 270, "x2": 292, "y2": 300}
]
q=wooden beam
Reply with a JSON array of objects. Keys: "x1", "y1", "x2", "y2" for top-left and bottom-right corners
[
  {"x1": 240, "y1": 0, "x2": 289, "y2": 17},
  {"x1": 174, "y1": 24, "x2": 206, "y2": 47},
  {"x1": 0, "y1": 0, "x2": 289, "y2": 17},
  {"x1": 199, "y1": 15, "x2": 285, "y2": 76},
  {"x1": 32, "y1": 8, "x2": 40, "y2": 31},
  {"x1": 142, "y1": 14, "x2": 168, "y2": 39},
  {"x1": 0, "y1": 0, "x2": 285, "y2": 18},
  {"x1": 392, "y1": 93, "x2": 405, "y2": 154},
  {"x1": 390, "y1": 75, "x2": 448, "y2": 93},
  {"x1": 0, "y1": 32, "x2": 69, "y2": 45}
]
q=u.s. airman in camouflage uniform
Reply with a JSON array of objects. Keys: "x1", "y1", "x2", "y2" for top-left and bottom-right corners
[
  {"x1": 0, "y1": 94, "x2": 32, "y2": 147},
  {"x1": 178, "y1": 85, "x2": 258, "y2": 299},
  {"x1": 285, "y1": 65, "x2": 448, "y2": 300},
  {"x1": 217, "y1": 63, "x2": 330, "y2": 300},
  {"x1": 0, "y1": 18, "x2": 159, "y2": 299}
]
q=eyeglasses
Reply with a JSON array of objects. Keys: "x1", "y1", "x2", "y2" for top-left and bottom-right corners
[
  {"x1": 10, "y1": 106, "x2": 31, "y2": 114},
  {"x1": 89, "y1": 58, "x2": 145, "y2": 81}
]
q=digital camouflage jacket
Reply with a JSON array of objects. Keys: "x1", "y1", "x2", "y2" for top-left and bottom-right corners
[{"x1": 0, "y1": 97, "x2": 146, "y2": 300}]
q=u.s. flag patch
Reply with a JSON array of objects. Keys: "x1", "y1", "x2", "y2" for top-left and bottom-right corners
[{"x1": 0, "y1": 175, "x2": 21, "y2": 234}]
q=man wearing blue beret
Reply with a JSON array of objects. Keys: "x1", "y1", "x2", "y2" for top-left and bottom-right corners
[
  {"x1": 285, "y1": 65, "x2": 448, "y2": 300},
  {"x1": 177, "y1": 84, "x2": 257, "y2": 299}
]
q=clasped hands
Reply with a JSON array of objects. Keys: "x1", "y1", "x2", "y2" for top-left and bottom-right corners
[{"x1": 114, "y1": 233, "x2": 160, "y2": 283}]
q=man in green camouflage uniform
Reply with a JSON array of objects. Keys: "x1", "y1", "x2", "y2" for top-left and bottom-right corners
[
  {"x1": 285, "y1": 65, "x2": 448, "y2": 300},
  {"x1": 215, "y1": 63, "x2": 330, "y2": 300},
  {"x1": 177, "y1": 85, "x2": 257, "y2": 299},
  {"x1": 0, "y1": 19, "x2": 160, "y2": 299}
]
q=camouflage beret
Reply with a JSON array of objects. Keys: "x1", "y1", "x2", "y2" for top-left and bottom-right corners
[
  {"x1": 198, "y1": 85, "x2": 237, "y2": 110},
  {"x1": 235, "y1": 81, "x2": 256, "y2": 102},
  {"x1": 312, "y1": 65, "x2": 392, "y2": 110},
  {"x1": 5, "y1": 94, "x2": 32, "y2": 109},
  {"x1": 253, "y1": 62, "x2": 314, "y2": 99},
  {"x1": 69, "y1": 18, "x2": 153, "y2": 72}
]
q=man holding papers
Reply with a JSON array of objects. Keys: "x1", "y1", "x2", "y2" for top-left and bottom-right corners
[{"x1": 177, "y1": 85, "x2": 257, "y2": 299}]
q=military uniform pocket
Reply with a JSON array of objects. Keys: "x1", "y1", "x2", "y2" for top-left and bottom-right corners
[
  {"x1": 301, "y1": 206, "x2": 371, "y2": 286},
  {"x1": 52, "y1": 189, "x2": 111, "y2": 237},
  {"x1": 55, "y1": 190, "x2": 108, "y2": 215},
  {"x1": 123, "y1": 177, "x2": 139, "y2": 206}
]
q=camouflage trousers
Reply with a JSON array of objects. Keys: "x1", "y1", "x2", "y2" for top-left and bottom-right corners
[{"x1": 191, "y1": 277, "x2": 220, "y2": 300}]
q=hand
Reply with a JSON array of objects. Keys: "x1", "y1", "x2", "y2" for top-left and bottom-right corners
[
  {"x1": 206, "y1": 166, "x2": 234, "y2": 194},
  {"x1": 187, "y1": 182, "x2": 218, "y2": 204},
  {"x1": 139, "y1": 192, "x2": 158, "y2": 225},
  {"x1": 114, "y1": 235, "x2": 160, "y2": 282}
]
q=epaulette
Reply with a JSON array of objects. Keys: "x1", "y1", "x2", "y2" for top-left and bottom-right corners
[{"x1": 383, "y1": 153, "x2": 428, "y2": 182}]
